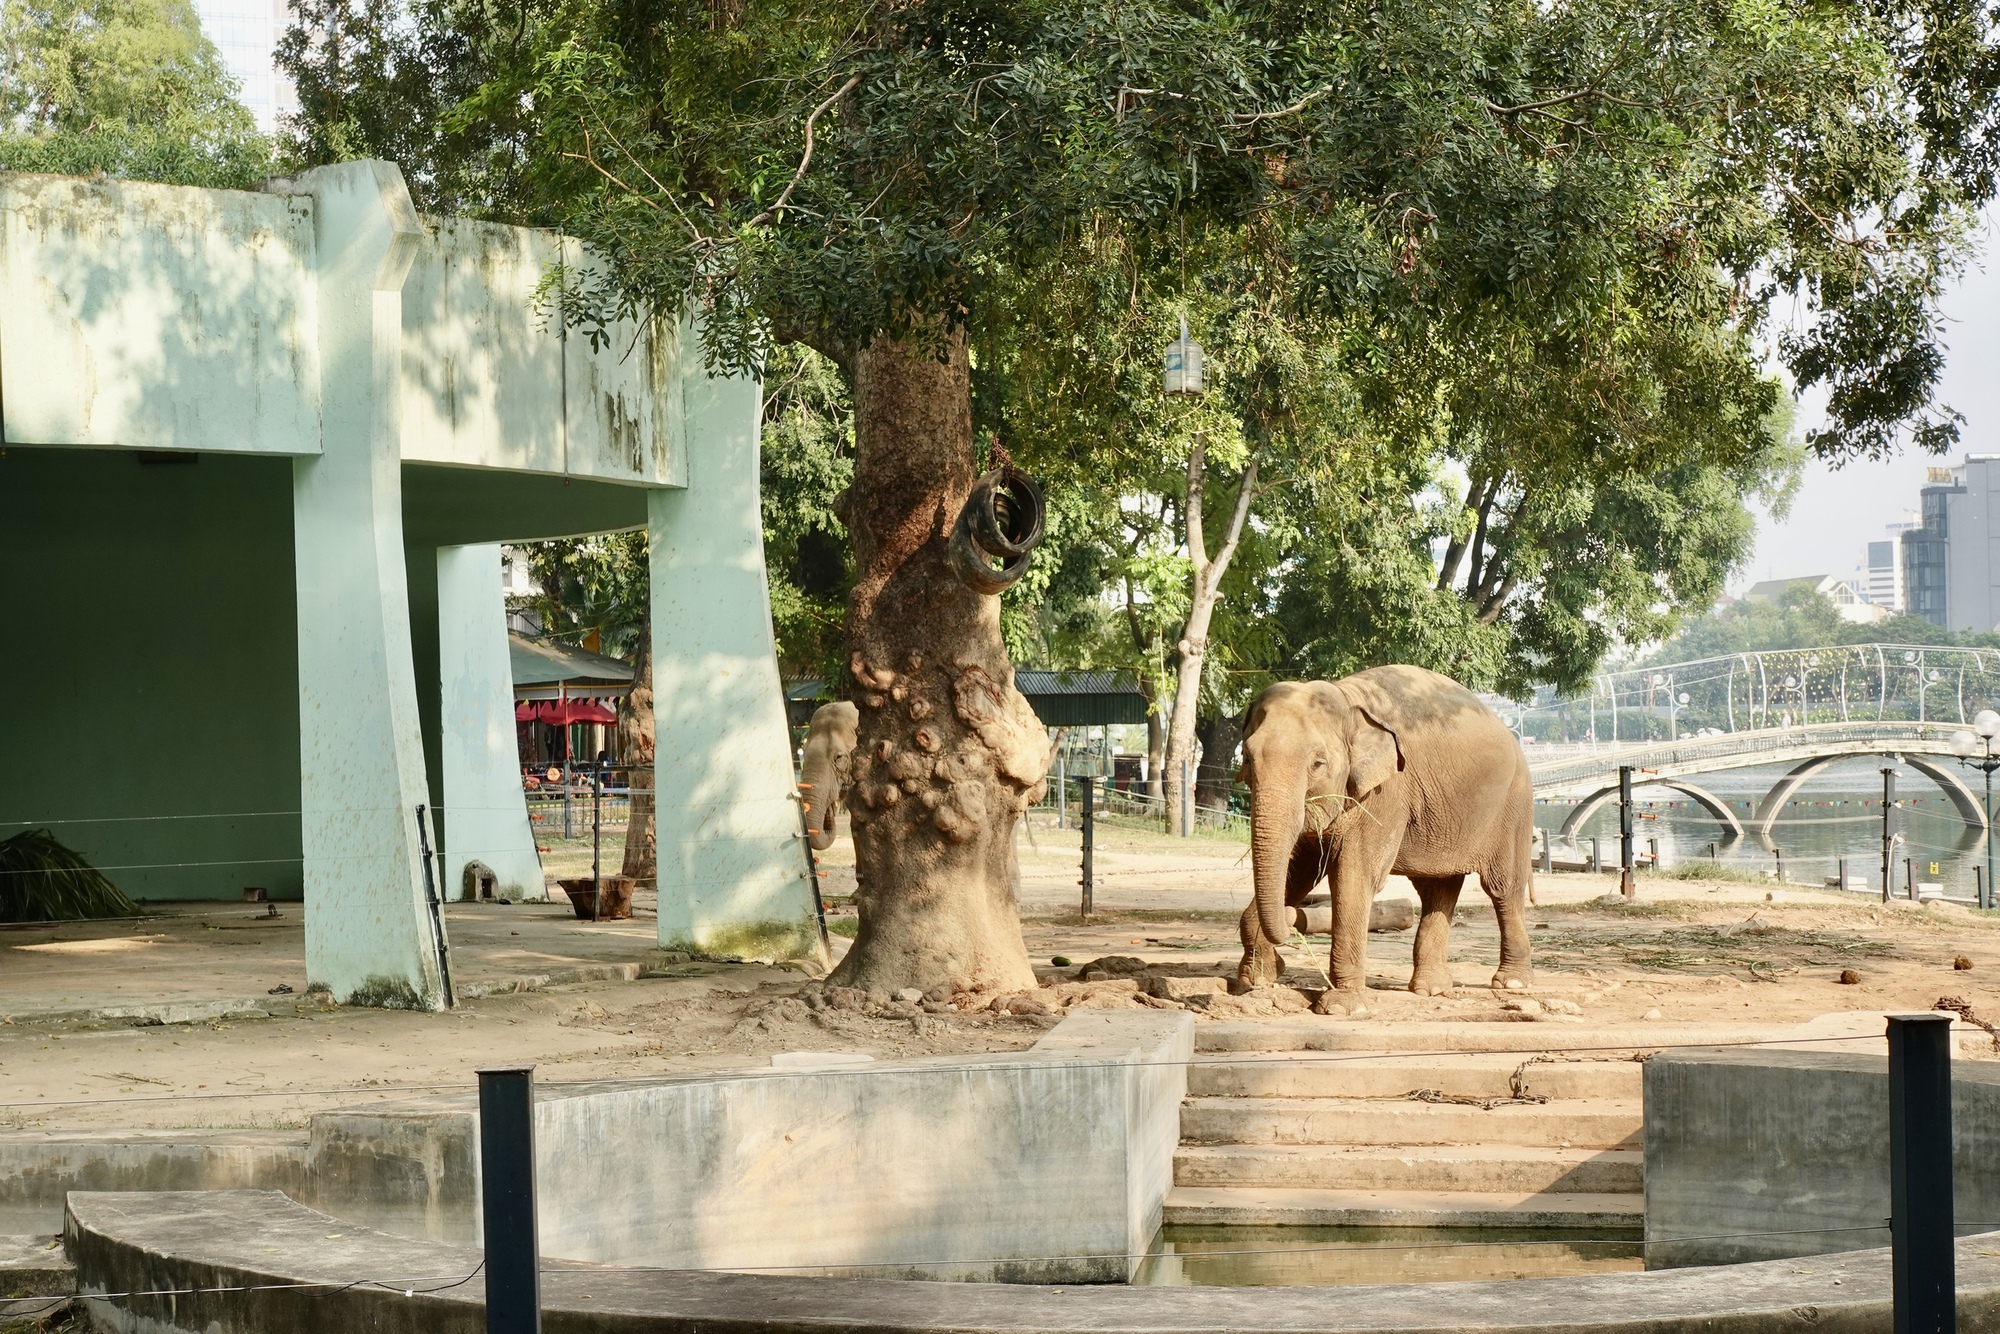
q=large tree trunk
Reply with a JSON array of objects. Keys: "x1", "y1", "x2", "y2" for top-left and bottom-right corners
[
  {"x1": 618, "y1": 612, "x2": 656, "y2": 889},
  {"x1": 1162, "y1": 440, "x2": 1259, "y2": 835},
  {"x1": 1195, "y1": 709, "x2": 1245, "y2": 817},
  {"x1": 826, "y1": 334, "x2": 1048, "y2": 996},
  {"x1": 1142, "y1": 679, "x2": 1165, "y2": 803}
]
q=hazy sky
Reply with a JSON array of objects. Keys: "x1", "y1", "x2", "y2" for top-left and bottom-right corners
[{"x1": 1740, "y1": 223, "x2": 2000, "y2": 592}]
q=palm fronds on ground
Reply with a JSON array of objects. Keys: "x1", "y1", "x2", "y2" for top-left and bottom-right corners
[{"x1": 0, "y1": 829, "x2": 139, "y2": 922}]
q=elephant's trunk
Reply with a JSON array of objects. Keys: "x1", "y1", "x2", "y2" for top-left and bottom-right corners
[
  {"x1": 1251, "y1": 772, "x2": 1305, "y2": 946},
  {"x1": 800, "y1": 755, "x2": 839, "y2": 850}
]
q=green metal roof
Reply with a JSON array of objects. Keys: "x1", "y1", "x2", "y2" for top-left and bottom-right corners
[{"x1": 509, "y1": 634, "x2": 634, "y2": 700}]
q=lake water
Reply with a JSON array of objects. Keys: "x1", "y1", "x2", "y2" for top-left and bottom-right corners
[{"x1": 1535, "y1": 755, "x2": 1993, "y2": 898}]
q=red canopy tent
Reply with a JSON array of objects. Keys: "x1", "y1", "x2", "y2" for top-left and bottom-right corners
[{"x1": 515, "y1": 698, "x2": 618, "y2": 726}]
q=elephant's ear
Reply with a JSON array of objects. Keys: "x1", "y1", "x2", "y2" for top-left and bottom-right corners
[{"x1": 1346, "y1": 706, "x2": 1404, "y2": 800}]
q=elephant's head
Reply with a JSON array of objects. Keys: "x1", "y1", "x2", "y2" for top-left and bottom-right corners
[
  {"x1": 799, "y1": 701, "x2": 860, "y2": 850},
  {"x1": 1240, "y1": 681, "x2": 1404, "y2": 946}
]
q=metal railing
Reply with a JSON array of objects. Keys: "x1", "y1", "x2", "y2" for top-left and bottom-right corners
[
  {"x1": 1528, "y1": 719, "x2": 1971, "y2": 791},
  {"x1": 1513, "y1": 642, "x2": 2000, "y2": 747}
]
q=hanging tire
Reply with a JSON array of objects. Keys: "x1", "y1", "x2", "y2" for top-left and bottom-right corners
[{"x1": 949, "y1": 467, "x2": 1044, "y2": 594}]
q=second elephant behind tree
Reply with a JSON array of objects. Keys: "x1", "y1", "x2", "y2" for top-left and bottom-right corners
[
  {"x1": 1236, "y1": 666, "x2": 1533, "y2": 1011},
  {"x1": 799, "y1": 701, "x2": 859, "y2": 850}
]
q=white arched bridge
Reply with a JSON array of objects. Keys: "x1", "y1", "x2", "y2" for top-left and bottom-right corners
[
  {"x1": 1527, "y1": 721, "x2": 1987, "y2": 843},
  {"x1": 1517, "y1": 644, "x2": 2000, "y2": 844}
]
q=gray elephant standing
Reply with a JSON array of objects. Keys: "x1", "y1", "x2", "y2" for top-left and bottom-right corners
[
  {"x1": 799, "y1": 701, "x2": 860, "y2": 850},
  {"x1": 1236, "y1": 666, "x2": 1533, "y2": 1010}
]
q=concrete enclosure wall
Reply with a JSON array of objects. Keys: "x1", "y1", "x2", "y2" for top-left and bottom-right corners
[
  {"x1": 1645, "y1": 1045, "x2": 2000, "y2": 1266},
  {"x1": 0, "y1": 449, "x2": 305, "y2": 901},
  {"x1": 303, "y1": 1011, "x2": 1193, "y2": 1283}
]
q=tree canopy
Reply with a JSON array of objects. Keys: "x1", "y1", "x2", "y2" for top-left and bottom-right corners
[{"x1": 0, "y1": 0, "x2": 269, "y2": 185}]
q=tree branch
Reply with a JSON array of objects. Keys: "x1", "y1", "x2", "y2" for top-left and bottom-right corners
[{"x1": 743, "y1": 73, "x2": 861, "y2": 229}]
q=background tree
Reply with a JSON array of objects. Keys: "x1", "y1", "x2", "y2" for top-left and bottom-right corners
[
  {"x1": 282, "y1": 0, "x2": 2000, "y2": 993},
  {"x1": 0, "y1": 0, "x2": 268, "y2": 184}
]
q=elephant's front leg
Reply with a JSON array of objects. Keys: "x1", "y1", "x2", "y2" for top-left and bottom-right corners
[
  {"x1": 1408, "y1": 874, "x2": 1464, "y2": 996},
  {"x1": 1236, "y1": 835, "x2": 1327, "y2": 992},
  {"x1": 1315, "y1": 838, "x2": 1395, "y2": 1013}
]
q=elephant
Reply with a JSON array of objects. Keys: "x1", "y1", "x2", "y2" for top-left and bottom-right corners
[
  {"x1": 1235, "y1": 666, "x2": 1533, "y2": 1009},
  {"x1": 798, "y1": 701, "x2": 860, "y2": 849}
]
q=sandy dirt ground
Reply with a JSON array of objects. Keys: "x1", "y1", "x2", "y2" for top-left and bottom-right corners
[{"x1": 4, "y1": 813, "x2": 1999, "y2": 1132}]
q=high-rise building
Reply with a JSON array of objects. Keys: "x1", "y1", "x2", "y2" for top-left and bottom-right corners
[
  {"x1": 1858, "y1": 517, "x2": 1917, "y2": 610},
  {"x1": 192, "y1": 0, "x2": 296, "y2": 133},
  {"x1": 1894, "y1": 460, "x2": 2000, "y2": 628}
]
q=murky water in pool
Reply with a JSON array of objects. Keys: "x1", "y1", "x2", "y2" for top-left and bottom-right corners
[{"x1": 1134, "y1": 1226, "x2": 1646, "y2": 1287}]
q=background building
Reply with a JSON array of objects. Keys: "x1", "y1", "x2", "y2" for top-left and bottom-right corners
[
  {"x1": 192, "y1": 0, "x2": 296, "y2": 132},
  {"x1": 1740, "y1": 574, "x2": 1888, "y2": 623},
  {"x1": 1895, "y1": 462, "x2": 2000, "y2": 629},
  {"x1": 1857, "y1": 517, "x2": 1917, "y2": 610}
]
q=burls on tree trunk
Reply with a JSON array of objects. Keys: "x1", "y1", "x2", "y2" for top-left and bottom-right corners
[{"x1": 826, "y1": 332, "x2": 1049, "y2": 997}]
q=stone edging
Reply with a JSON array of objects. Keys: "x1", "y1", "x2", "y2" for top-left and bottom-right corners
[{"x1": 59, "y1": 1189, "x2": 2000, "y2": 1333}]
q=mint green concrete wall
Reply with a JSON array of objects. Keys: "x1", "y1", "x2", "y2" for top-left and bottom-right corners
[
  {"x1": 0, "y1": 448, "x2": 303, "y2": 901},
  {"x1": 435, "y1": 545, "x2": 545, "y2": 901},
  {"x1": 650, "y1": 364, "x2": 823, "y2": 963}
]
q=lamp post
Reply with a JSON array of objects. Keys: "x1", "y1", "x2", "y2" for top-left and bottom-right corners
[
  {"x1": 1951, "y1": 710, "x2": 2000, "y2": 911},
  {"x1": 1670, "y1": 691, "x2": 1689, "y2": 742}
]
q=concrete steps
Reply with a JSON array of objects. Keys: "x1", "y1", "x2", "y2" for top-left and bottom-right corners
[
  {"x1": 1180, "y1": 1096, "x2": 1643, "y2": 1149},
  {"x1": 1195, "y1": 1019, "x2": 1781, "y2": 1053},
  {"x1": 1163, "y1": 1186, "x2": 1643, "y2": 1229},
  {"x1": 1175, "y1": 1143, "x2": 1643, "y2": 1194},
  {"x1": 1188, "y1": 1053, "x2": 1643, "y2": 1101},
  {"x1": 1173, "y1": 1034, "x2": 1652, "y2": 1231}
]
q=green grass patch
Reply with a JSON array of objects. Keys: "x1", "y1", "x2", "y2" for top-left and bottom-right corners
[{"x1": 826, "y1": 915, "x2": 859, "y2": 938}]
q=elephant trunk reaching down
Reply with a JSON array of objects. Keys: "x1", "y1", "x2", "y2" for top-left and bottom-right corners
[
  {"x1": 800, "y1": 758, "x2": 840, "y2": 850},
  {"x1": 1252, "y1": 771, "x2": 1305, "y2": 946}
]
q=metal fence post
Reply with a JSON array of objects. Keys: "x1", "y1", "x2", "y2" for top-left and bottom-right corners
[
  {"x1": 1589, "y1": 837, "x2": 1601, "y2": 874},
  {"x1": 1079, "y1": 777, "x2": 1095, "y2": 917},
  {"x1": 1882, "y1": 765, "x2": 1898, "y2": 905},
  {"x1": 1839, "y1": 856, "x2": 1850, "y2": 894},
  {"x1": 479, "y1": 1066, "x2": 541, "y2": 1334},
  {"x1": 1618, "y1": 765, "x2": 1635, "y2": 898},
  {"x1": 1888, "y1": 1014, "x2": 1955, "y2": 1334}
]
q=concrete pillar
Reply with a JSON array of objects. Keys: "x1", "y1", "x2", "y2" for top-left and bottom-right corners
[
  {"x1": 438, "y1": 543, "x2": 546, "y2": 901},
  {"x1": 291, "y1": 161, "x2": 447, "y2": 1008},
  {"x1": 650, "y1": 350, "x2": 823, "y2": 963}
]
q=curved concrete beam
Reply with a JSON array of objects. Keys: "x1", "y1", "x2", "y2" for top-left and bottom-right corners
[
  {"x1": 1752, "y1": 753, "x2": 1987, "y2": 840},
  {"x1": 1904, "y1": 754, "x2": 1989, "y2": 832},
  {"x1": 1749, "y1": 755, "x2": 1842, "y2": 842},
  {"x1": 1557, "y1": 779, "x2": 1744, "y2": 842}
]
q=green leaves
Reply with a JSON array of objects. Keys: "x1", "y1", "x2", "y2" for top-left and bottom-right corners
[{"x1": 0, "y1": 0, "x2": 269, "y2": 186}]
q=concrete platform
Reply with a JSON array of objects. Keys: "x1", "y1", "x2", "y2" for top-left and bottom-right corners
[
  {"x1": 1174, "y1": 1144, "x2": 1644, "y2": 1194},
  {"x1": 1163, "y1": 1186, "x2": 1643, "y2": 1229},
  {"x1": 0, "y1": 1234, "x2": 69, "y2": 1300},
  {"x1": 55, "y1": 1189, "x2": 2000, "y2": 1332},
  {"x1": 0, "y1": 901, "x2": 677, "y2": 1025}
]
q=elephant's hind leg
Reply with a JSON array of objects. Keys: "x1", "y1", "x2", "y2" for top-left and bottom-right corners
[
  {"x1": 1408, "y1": 874, "x2": 1464, "y2": 996},
  {"x1": 1235, "y1": 835, "x2": 1328, "y2": 993},
  {"x1": 1482, "y1": 828, "x2": 1536, "y2": 992}
]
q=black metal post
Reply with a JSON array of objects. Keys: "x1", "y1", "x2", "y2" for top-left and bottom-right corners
[
  {"x1": 1907, "y1": 856, "x2": 1916, "y2": 902},
  {"x1": 478, "y1": 1066, "x2": 541, "y2": 1334},
  {"x1": 1618, "y1": 765, "x2": 1635, "y2": 898},
  {"x1": 414, "y1": 805, "x2": 454, "y2": 1008},
  {"x1": 1986, "y1": 762, "x2": 1996, "y2": 912},
  {"x1": 590, "y1": 759, "x2": 603, "y2": 920},
  {"x1": 1079, "y1": 777, "x2": 1095, "y2": 917},
  {"x1": 1888, "y1": 1014, "x2": 1955, "y2": 1334},
  {"x1": 1882, "y1": 766, "x2": 1898, "y2": 905}
]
